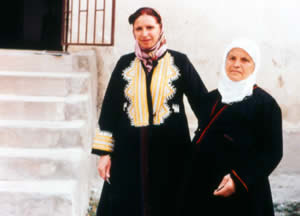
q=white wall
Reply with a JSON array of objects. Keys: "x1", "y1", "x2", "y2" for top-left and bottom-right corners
[
  {"x1": 70, "y1": 0, "x2": 300, "y2": 203},
  {"x1": 85, "y1": 0, "x2": 300, "y2": 126}
]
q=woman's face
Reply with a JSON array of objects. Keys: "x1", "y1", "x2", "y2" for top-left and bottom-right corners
[
  {"x1": 133, "y1": 14, "x2": 162, "y2": 50},
  {"x1": 225, "y1": 48, "x2": 255, "y2": 82}
]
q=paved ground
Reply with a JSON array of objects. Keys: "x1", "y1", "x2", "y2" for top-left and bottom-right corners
[{"x1": 86, "y1": 198, "x2": 300, "y2": 216}]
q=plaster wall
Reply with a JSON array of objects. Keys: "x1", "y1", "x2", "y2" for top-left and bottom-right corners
[{"x1": 70, "y1": 0, "x2": 300, "y2": 203}]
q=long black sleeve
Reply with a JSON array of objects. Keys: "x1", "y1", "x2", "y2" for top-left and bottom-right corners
[
  {"x1": 92, "y1": 57, "x2": 124, "y2": 156},
  {"x1": 181, "y1": 55, "x2": 208, "y2": 128}
]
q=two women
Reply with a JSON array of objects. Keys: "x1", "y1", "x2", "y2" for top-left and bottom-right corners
[
  {"x1": 184, "y1": 39, "x2": 283, "y2": 216},
  {"x1": 92, "y1": 6, "x2": 283, "y2": 216},
  {"x1": 91, "y1": 7, "x2": 207, "y2": 216}
]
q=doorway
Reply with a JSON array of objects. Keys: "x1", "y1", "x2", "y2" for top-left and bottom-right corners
[{"x1": 0, "y1": 0, "x2": 63, "y2": 50}]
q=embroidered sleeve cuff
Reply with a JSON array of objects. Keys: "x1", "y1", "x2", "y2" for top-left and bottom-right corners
[
  {"x1": 92, "y1": 128, "x2": 114, "y2": 154},
  {"x1": 231, "y1": 169, "x2": 248, "y2": 192},
  {"x1": 91, "y1": 148, "x2": 111, "y2": 156}
]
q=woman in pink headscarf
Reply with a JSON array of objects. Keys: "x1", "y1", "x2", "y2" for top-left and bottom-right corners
[{"x1": 91, "y1": 7, "x2": 207, "y2": 216}]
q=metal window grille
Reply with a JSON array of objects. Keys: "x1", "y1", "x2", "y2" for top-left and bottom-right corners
[{"x1": 61, "y1": 0, "x2": 115, "y2": 47}]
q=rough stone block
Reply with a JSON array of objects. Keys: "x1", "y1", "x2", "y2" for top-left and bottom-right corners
[
  {"x1": 270, "y1": 174, "x2": 300, "y2": 203},
  {"x1": 0, "y1": 97, "x2": 88, "y2": 121},
  {"x1": 0, "y1": 122, "x2": 88, "y2": 149},
  {"x1": 0, "y1": 181, "x2": 77, "y2": 216},
  {"x1": 0, "y1": 49, "x2": 97, "y2": 74},
  {"x1": 0, "y1": 73, "x2": 90, "y2": 97},
  {"x1": 0, "y1": 148, "x2": 90, "y2": 181}
]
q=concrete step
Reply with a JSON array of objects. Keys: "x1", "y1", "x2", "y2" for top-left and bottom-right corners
[
  {"x1": 270, "y1": 126, "x2": 300, "y2": 204},
  {"x1": 0, "y1": 49, "x2": 96, "y2": 73},
  {"x1": 270, "y1": 174, "x2": 300, "y2": 203},
  {"x1": 0, "y1": 148, "x2": 90, "y2": 181},
  {"x1": 0, "y1": 95, "x2": 89, "y2": 121},
  {"x1": 0, "y1": 120, "x2": 89, "y2": 149},
  {"x1": 0, "y1": 180, "x2": 78, "y2": 216},
  {"x1": 275, "y1": 127, "x2": 300, "y2": 175},
  {"x1": 0, "y1": 71, "x2": 90, "y2": 97}
]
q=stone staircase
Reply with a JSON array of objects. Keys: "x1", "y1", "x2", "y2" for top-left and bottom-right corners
[{"x1": 0, "y1": 50, "x2": 98, "y2": 216}]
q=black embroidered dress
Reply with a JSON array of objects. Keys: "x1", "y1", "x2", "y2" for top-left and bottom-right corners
[{"x1": 91, "y1": 50, "x2": 207, "y2": 216}]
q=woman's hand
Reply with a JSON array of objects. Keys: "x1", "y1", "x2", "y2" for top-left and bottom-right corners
[
  {"x1": 97, "y1": 155, "x2": 111, "y2": 181},
  {"x1": 213, "y1": 174, "x2": 236, "y2": 197}
]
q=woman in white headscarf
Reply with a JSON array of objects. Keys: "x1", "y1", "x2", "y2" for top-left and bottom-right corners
[{"x1": 182, "y1": 39, "x2": 283, "y2": 216}]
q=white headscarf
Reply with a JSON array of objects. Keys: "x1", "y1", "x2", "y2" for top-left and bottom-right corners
[{"x1": 218, "y1": 38, "x2": 261, "y2": 104}]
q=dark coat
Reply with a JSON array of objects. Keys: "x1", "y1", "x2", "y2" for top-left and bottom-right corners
[
  {"x1": 91, "y1": 50, "x2": 207, "y2": 216},
  {"x1": 183, "y1": 87, "x2": 283, "y2": 216}
]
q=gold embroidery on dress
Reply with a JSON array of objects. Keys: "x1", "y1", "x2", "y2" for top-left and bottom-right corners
[
  {"x1": 123, "y1": 52, "x2": 180, "y2": 126},
  {"x1": 92, "y1": 128, "x2": 114, "y2": 152}
]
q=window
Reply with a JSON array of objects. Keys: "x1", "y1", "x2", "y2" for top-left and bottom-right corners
[{"x1": 62, "y1": 0, "x2": 116, "y2": 47}]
